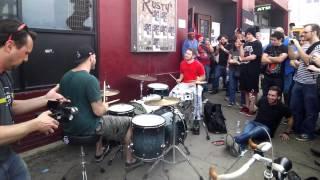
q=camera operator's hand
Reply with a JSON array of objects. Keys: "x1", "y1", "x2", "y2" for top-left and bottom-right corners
[
  {"x1": 290, "y1": 39, "x2": 299, "y2": 47},
  {"x1": 45, "y1": 84, "x2": 67, "y2": 101},
  {"x1": 307, "y1": 65, "x2": 320, "y2": 72},
  {"x1": 34, "y1": 111, "x2": 59, "y2": 135}
]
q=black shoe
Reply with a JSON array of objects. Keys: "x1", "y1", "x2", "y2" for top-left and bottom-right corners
[
  {"x1": 311, "y1": 147, "x2": 320, "y2": 157},
  {"x1": 192, "y1": 121, "x2": 200, "y2": 135},
  {"x1": 210, "y1": 89, "x2": 218, "y2": 94}
]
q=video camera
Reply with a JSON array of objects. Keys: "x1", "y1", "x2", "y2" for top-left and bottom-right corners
[{"x1": 47, "y1": 100, "x2": 78, "y2": 122}]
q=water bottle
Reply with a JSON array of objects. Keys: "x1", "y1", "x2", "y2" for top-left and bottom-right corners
[{"x1": 236, "y1": 120, "x2": 241, "y2": 134}]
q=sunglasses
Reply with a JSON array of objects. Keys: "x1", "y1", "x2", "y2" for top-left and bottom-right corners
[{"x1": 7, "y1": 23, "x2": 28, "y2": 41}]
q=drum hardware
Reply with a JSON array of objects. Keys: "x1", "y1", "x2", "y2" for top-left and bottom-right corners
[
  {"x1": 194, "y1": 83, "x2": 210, "y2": 141},
  {"x1": 107, "y1": 99, "x2": 120, "y2": 105},
  {"x1": 142, "y1": 105, "x2": 204, "y2": 180},
  {"x1": 128, "y1": 74, "x2": 157, "y2": 98}
]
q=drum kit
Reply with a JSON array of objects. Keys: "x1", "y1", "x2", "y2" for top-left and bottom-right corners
[{"x1": 101, "y1": 74, "x2": 206, "y2": 180}]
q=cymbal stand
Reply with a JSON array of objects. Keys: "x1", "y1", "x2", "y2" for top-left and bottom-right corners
[
  {"x1": 195, "y1": 84, "x2": 210, "y2": 140},
  {"x1": 139, "y1": 80, "x2": 144, "y2": 98},
  {"x1": 143, "y1": 106, "x2": 203, "y2": 180}
]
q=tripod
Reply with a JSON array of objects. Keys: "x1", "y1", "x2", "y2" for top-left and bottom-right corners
[
  {"x1": 194, "y1": 83, "x2": 210, "y2": 140},
  {"x1": 143, "y1": 106, "x2": 204, "y2": 180}
]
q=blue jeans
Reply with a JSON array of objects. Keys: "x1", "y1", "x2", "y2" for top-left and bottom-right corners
[
  {"x1": 0, "y1": 151, "x2": 30, "y2": 180},
  {"x1": 290, "y1": 82, "x2": 319, "y2": 137},
  {"x1": 203, "y1": 65, "x2": 211, "y2": 92},
  {"x1": 235, "y1": 121, "x2": 270, "y2": 149},
  {"x1": 212, "y1": 65, "x2": 226, "y2": 90},
  {"x1": 228, "y1": 69, "x2": 238, "y2": 104}
]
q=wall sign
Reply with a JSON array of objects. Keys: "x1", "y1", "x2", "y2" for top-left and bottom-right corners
[
  {"x1": 255, "y1": 4, "x2": 272, "y2": 12},
  {"x1": 131, "y1": 0, "x2": 177, "y2": 52}
]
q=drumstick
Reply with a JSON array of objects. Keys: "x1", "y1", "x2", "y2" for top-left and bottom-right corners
[
  {"x1": 107, "y1": 99, "x2": 120, "y2": 104},
  {"x1": 169, "y1": 73, "x2": 177, "y2": 81},
  {"x1": 103, "y1": 81, "x2": 106, "y2": 103}
]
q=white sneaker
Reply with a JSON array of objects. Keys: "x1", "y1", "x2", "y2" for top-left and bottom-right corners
[{"x1": 239, "y1": 149, "x2": 248, "y2": 157}]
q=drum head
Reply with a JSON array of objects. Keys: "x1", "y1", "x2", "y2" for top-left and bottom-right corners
[
  {"x1": 132, "y1": 114, "x2": 165, "y2": 127},
  {"x1": 109, "y1": 103, "x2": 134, "y2": 113},
  {"x1": 147, "y1": 83, "x2": 169, "y2": 90}
]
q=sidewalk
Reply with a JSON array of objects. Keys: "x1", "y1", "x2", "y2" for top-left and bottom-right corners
[{"x1": 24, "y1": 91, "x2": 320, "y2": 180}]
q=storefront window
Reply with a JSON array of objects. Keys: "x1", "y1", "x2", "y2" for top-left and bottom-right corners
[
  {"x1": 22, "y1": 0, "x2": 93, "y2": 31},
  {"x1": 0, "y1": 0, "x2": 17, "y2": 20}
]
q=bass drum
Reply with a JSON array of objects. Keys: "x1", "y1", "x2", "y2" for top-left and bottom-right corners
[{"x1": 153, "y1": 107, "x2": 187, "y2": 145}]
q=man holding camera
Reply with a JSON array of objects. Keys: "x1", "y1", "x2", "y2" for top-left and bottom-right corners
[
  {"x1": 59, "y1": 46, "x2": 138, "y2": 167},
  {"x1": 289, "y1": 24, "x2": 320, "y2": 141},
  {"x1": 0, "y1": 19, "x2": 65, "y2": 179},
  {"x1": 261, "y1": 31, "x2": 288, "y2": 96}
]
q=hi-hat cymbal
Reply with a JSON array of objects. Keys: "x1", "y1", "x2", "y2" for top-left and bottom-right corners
[
  {"x1": 128, "y1": 74, "x2": 157, "y2": 82},
  {"x1": 144, "y1": 97, "x2": 180, "y2": 106},
  {"x1": 100, "y1": 89, "x2": 120, "y2": 97}
]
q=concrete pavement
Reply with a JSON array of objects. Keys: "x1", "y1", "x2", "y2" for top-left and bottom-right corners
[{"x1": 23, "y1": 91, "x2": 320, "y2": 180}]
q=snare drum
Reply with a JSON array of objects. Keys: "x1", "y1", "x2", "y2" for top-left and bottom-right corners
[
  {"x1": 153, "y1": 107, "x2": 187, "y2": 146},
  {"x1": 108, "y1": 103, "x2": 135, "y2": 117},
  {"x1": 130, "y1": 94, "x2": 161, "y2": 115},
  {"x1": 131, "y1": 114, "x2": 165, "y2": 161},
  {"x1": 147, "y1": 83, "x2": 169, "y2": 96},
  {"x1": 170, "y1": 83, "x2": 194, "y2": 101}
]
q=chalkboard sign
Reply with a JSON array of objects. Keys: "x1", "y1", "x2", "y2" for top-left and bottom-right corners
[{"x1": 131, "y1": 0, "x2": 177, "y2": 52}]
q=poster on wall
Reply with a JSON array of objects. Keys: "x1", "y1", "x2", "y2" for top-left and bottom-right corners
[{"x1": 131, "y1": 0, "x2": 177, "y2": 52}]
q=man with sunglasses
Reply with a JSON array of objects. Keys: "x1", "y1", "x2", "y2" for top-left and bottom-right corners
[
  {"x1": 0, "y1": 19, "x2": 65, "y2": 179},
  {"x1": 289, "y1": 23, "x2": 320, "y2": 141}
]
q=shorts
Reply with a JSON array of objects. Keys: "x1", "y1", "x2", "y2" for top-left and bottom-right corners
[
  {"x1": 239, "y1": 65, "x2": 260, "y2": 92},
  {"x1": 96, "y1": 115, "x2": 131, "y2": 142}
]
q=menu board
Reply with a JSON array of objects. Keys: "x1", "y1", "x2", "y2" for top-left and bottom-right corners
[{"x1": 131, "y1": 0, "x2": 177, "y2": 52}]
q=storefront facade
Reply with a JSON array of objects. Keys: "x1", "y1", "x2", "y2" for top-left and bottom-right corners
[{"x1": 0, "y1": 0, "x2": 287, "y2": 152}]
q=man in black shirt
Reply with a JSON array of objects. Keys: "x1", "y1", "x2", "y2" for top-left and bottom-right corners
[
  {"x1": 211, "y1": 35, "x2": 231, "y2": 94},
  {"x1": 261, "y1": 31, "x2": 288, "y2": 96},
  {"x1": 233, "y1": 86, "x2": 293, "y2": 155}
]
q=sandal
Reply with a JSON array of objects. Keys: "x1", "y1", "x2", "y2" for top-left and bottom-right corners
[{"x1": 95, "y1": 145, "x2": 110, "y2": 162}]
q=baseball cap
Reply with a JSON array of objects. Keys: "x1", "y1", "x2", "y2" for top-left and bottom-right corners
[{"x1": 74, "y1": 46, "x2": 95, "y2": 64}]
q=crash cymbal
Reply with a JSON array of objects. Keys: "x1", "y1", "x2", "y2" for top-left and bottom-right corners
[
  {"x1": 128, "y1": 74, "x2": 157, "y2": 82},
  {"x1": 144, "y1": 97, "x2": 180, "y2": 106},
  {"x1": 100, "y1": 89, "x2": 120, "y2": 97}
]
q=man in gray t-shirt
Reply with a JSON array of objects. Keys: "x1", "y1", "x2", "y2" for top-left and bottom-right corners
[
  {"x1": 289, "y1": 24, "x2": 320, "y2": 141},
  {"x1": 0, "y1": 19, "x2": 65, "y2": 180}
]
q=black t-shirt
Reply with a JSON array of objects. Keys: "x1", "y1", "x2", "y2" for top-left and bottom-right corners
[
  {"x1": 217, "y1": 43, "x2": 232, "y2": 67},
  {"x1": 243, "y1": 40, "x2": 263, "y2": 71},
  {"x1": 255, "y1": 97, "x2": 291, "y2": 137},
  {"x1": 263, "y1": 45, "x2": 288, "y2": 78},
  {"x1": 0, "y1": 72, "x2": 14, "y2": 162}
]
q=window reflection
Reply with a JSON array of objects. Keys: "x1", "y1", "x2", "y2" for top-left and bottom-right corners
[
  {"x1": 22, "y1": 0, "x2": 93, "y2": 31},
  {"x1": 0, "y1": 0, "x2": 17, "y2": 20}
]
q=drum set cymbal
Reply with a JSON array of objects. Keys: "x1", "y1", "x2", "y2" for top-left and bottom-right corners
[
  {"x1": 101, "y1": 88, "x2": 120, "y2": 97},
  {"x1": 128, "y1": 74, "x2": 157, "y2": 82},
  {"x1": 144, "y1": 96, "x2": 180, "y2": 106}
]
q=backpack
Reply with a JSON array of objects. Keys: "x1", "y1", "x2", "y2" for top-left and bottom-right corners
[{"x1": 204, "y1": 102, "x2": 227, "y2": 134}]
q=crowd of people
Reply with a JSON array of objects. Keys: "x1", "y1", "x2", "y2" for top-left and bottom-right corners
[{"x1": 182, "y1": 24, "x2": 320, "y2": 164}]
